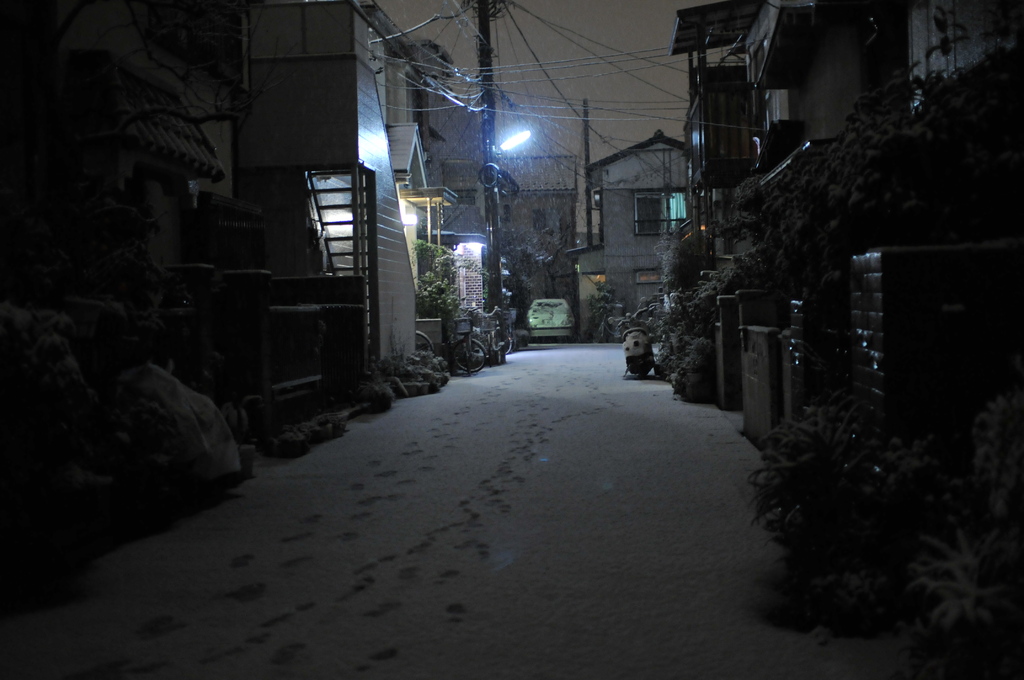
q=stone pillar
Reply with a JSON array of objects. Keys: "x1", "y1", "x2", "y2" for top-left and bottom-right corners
[
  {"x1": 716, "y1": 295, "x2": 742, "y2": 410},
  {"x1": 741, "y1": 325, "x2": 782, "y2": 446}
]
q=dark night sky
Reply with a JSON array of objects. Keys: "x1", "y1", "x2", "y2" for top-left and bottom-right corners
[{"x1": 372, "y1": 0, "x2": 710, "y2": 164}]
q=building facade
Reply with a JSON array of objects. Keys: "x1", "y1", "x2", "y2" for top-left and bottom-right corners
[
  {"x1": 574, "y1": 132, "x2": 688, "y2": 335},
  {"x1": 239, "y1": 0, "x2": 422, "y2": 360}
]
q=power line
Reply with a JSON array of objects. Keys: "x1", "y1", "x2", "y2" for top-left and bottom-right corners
[
  {"x1": 376, "y1": 48, "x2": 689, "y2": 84},
  {"x1": 377, "y1": 1, "x2": 698, "y2": 188},
  {"x1": 503, "y1": 4, "x2": 581, "y2": 118},
  {"x1": 508, "y1": 2, "x2": 686, "y2": 103},
  {"x1": 483, "y1": 45, "x2": 678, "y2": 71}
]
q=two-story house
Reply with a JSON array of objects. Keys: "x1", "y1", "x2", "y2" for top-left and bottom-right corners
[
  {"x1": 239, "y1": 0, "x2": 428, "y2": 362},
  {"x1": 668, "y1": 0, "x2": 908, "y2": 265},
  {"x1": 572, "y1": 131, "x2": 688, "y2": 335}
]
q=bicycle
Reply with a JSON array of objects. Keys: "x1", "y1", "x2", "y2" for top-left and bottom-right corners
[
  {"x1": 414, "y1": 330, "x2": 434, "y2": 353},
  {"x1": 601, "y1": 312, "x2": 632, "y2": 342},
  {"x1": 475, "y1": 307, "x2": 516, "y2": 363},
  {"x1": 448, "y1": 316, "x2": 486, "y2": 375},
  {"x1": 497, "y1": 307, "x2": 517, "y2": 356},
  {"x1": 601, "y1": 297, "x2": 664, "y2": 342}
]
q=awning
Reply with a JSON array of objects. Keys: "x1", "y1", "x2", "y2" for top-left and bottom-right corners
[
  {"x1": 387, "y1": 123, "x2": 426, "y2": 187},
  {"x1": 399, "y1": 186, "x2": 458, "y2": 206},
  {"x1": 670, "y1": 1, "x2": 762, "y2": 56}
]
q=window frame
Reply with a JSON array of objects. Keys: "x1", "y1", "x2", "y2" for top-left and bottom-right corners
[{"x1": 633, "y1": 190, "x2": 687, "y2": 235}]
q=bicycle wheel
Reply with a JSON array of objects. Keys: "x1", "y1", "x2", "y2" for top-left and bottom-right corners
[
  {"x1": 414, "y1": 330, "x2": 434, "y2": 354},
  {"x1": 501, "y1": 327, "x2": 516, "y2": 355},
  {"x1": 453, "y1": 337, "x2": 486, "y2": 374},
  {"x1": 602, "y1": 316, "x2": 620, "y2": 343}
]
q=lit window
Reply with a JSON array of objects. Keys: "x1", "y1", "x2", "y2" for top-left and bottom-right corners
[{"x1": 634, "y1": 191, "x2": 687, "y2": 235}]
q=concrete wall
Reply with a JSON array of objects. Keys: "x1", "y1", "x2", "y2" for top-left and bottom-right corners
[
  {"x1": 241, "y1": 58, "x2": 359, "y2": 168},
  {"x1": 850, "y1": 242, "x2": 1024, "y2": 442},
  {"x1": 791, "y1": 24, "x2": 865, "y2": 141}
]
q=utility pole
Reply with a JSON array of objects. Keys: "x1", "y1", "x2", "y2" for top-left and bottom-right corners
[
  {"x1": 583, "y1": 98, "x2": 593, "y2": 247},
  {"x1": 477, "y1": 0, "x2": 502, "y2": 310}
]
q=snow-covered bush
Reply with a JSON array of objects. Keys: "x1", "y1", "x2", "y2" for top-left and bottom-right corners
[
  {"x1": 901, "y1": 376, "x2": 1024, "y2": 679},
  {"x1": 0, "y1": 303, "x2": 109, "y2": 584},
  {"x1": 905, "y1": 530, "x2": 1023, "y2": 680},
  {"x1": 0, "y1": 303, "x2": 96, "y2": 464},
  {"x1": 750, "y1": 394, "x2": 965, "y2": 635},
  {"x1": 377, "y1": 349, "x2": 449, "y2": 390},
  {"x1": 1, "y1": 184, "x2": 225, "y2": 581},
  {"x1": 655, "y1": 248, "x2": 772, "y2": 397},
  {"x1": 751, "y1": 375, "x2": 1024, "y2": 654}
]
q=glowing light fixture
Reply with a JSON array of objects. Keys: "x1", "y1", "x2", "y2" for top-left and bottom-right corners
[
  {"x1": 401, "y1": 203, "x2": 419, "y2": 226},
  {"x1": 499, "y1": 130, "x2": 531, "y2": 151}
]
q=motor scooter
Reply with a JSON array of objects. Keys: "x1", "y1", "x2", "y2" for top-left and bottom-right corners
[{"x1": 622, "y1": 326, "x2": 656, "y2": 378}]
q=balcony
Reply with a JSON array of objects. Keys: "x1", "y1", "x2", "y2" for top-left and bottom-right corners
[{"x1": 688, "y1": 65, "x2": 758, "y2": 188}]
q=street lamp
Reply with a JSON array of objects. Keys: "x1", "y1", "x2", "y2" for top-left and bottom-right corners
[
  {"x1": 499, "y1": 130, "x2": 531, "y2": 152},
  {"x1": 479, "y1": 129, "x2": 530, "y2": 311}
]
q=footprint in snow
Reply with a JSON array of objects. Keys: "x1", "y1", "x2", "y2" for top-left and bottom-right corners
[
  {"x1": 270, "y1": 643, "x2": 306, "y2": 665},
  {"x1": 136, "y1": 615, "x2": 187, "y2": 640},
  {"x1": 230, "y1": 554, "x2": 254, "y2": 568},
  {"x1": 225, "y1": 583, "x2": 266, "y2": 603},
  {"x1": 279, "y1": 555, "x2": 313, "y2": 569},
  {"x1": 362, "y1": 601, "x2": 402, "y2": 617}
]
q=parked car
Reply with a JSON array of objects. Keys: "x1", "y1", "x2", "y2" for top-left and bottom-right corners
[{"x1": 527, "y1": 299, "x2": 574, "y2": 340}]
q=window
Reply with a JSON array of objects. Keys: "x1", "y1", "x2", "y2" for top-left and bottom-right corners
[
  {"x1": 634, "y1": 191, "x2": 687, "y2": 234},
  {"x1": 635, "y1": 270, "x2": 662, "y2": 284}
]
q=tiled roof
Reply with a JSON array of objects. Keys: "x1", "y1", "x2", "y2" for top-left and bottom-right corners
[
  {"x1": 441, "y1": 159, "x2": 480, "y2": 190},
  {"x1": 66, "y1": 51, "x2": 225, "y2": 182},
  {"x1": 502, "y1": 155, "x2": 576, "y2": 193},
  {"x1": 588, "y1": 131, "x2": 688, "y2": 170}
]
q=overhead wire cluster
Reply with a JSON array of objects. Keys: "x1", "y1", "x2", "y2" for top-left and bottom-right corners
[
  {"x1": 375, "y1": 1, "x2": 706, "y2": 137},
  {"x1": 374, "y1": 0, "x2": 759, "y2": 194}
]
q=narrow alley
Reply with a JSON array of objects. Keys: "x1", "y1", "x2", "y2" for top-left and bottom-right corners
[{"x1": 0, "y1": 346, "x2": 903, "y2": 680}]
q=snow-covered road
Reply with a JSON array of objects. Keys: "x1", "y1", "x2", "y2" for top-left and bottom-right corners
[{"x1": 0, "y1": 345, "x2": 904, "y2": 679}]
